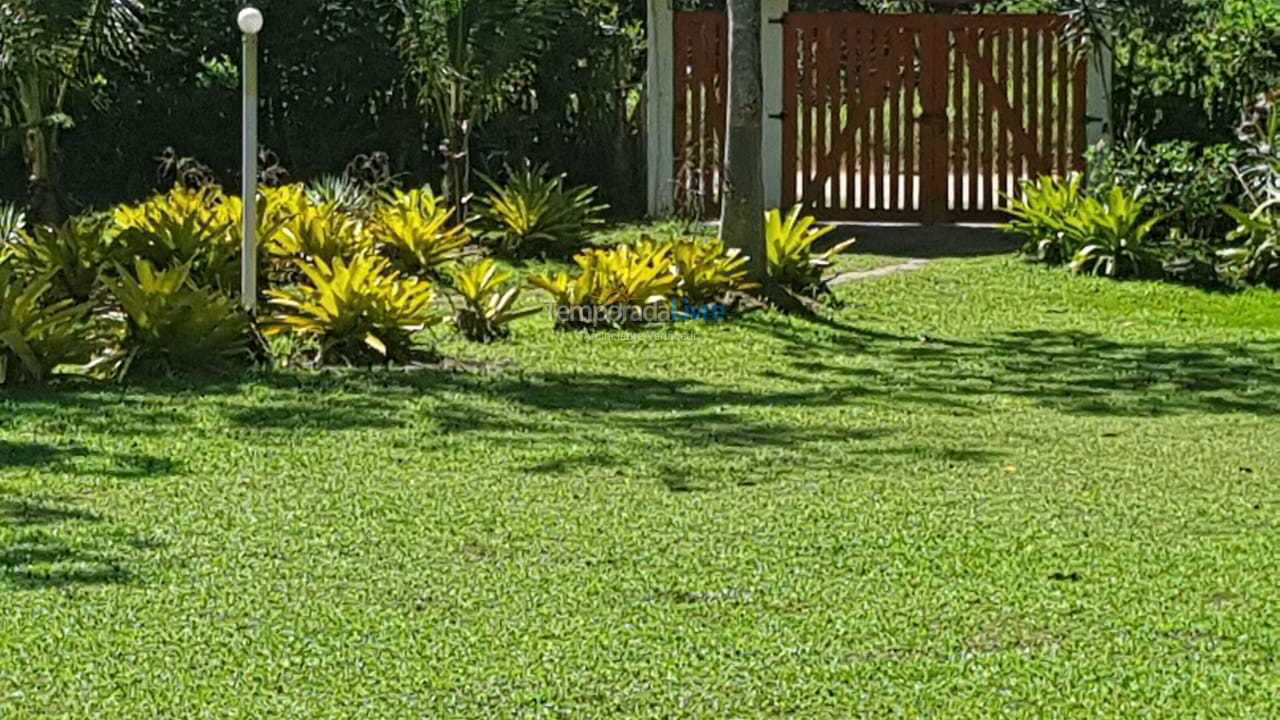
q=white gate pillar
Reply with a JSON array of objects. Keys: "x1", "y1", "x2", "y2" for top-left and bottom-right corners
[
  {"x1": 762, "y1": 0, "x2": 788, "y2": 210},
  {"x1": 1086, "y1": 33, "x2": 1114, "y2": 151},
  {"x1": 646, "y1": 0, "x2": 675, "y2": 217}
]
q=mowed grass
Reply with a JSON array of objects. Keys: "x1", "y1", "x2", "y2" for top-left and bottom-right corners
[{"x1": 2, "y1": 253, "x2": 1279, "y2": 717}]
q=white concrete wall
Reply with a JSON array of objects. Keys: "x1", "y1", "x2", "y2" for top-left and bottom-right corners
[{"x1": 646, "y1": 0, "x2": 675, "y2": 217}]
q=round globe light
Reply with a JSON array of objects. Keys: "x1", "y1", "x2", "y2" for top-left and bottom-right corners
[{"x1": 237, "y1": 7, "x2": 264, "y2": 34}]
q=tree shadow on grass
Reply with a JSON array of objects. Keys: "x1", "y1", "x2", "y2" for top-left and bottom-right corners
[
  {"x1": 5, "y1": 312, "x2": 1276, "y2": 491},
  {"x1": 741, "y1": 316, "x2": 1280, "y2": 418},
  {"x1": 0, "y1": 488, "x2": 153, "y2": 590},
  {"x1": 0, "y1": 440, "x2": 185, "y2": 479}
]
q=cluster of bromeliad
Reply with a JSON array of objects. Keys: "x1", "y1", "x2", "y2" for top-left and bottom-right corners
[
  {"x1": 0, "y1": 163, "x2": 851, "y2": 386},
  {"x1": 1004, "y1": 92, "x2": 1280, "y2": 289}
]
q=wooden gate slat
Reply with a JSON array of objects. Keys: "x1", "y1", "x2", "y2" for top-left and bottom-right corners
[
  {"x1": 903, "y1": 30, "x2": 917, "y2": 212},
  {"x1": 801, "y1": 26, "x2": 814, "y2": 211},
  {"x1": 1072, "y1": 42, "x2": 1088, "y2": 173},
  {"x1": 1011, "y1": 24, "x2": 1024, "y2": 192},
  {"x1": 982, "y1": 27, "x2": 995, "y2": 211},
  {"x1": 967, "y1": 26, "x2": 980, "y2": 212},
  {"x1": 872, "y1": 28, "x2": 886, "y2": 210},
  {"x1": 858, "y1": 27, "x2": 871, "y2": 212},
  {"x1": 815, "y1": 25, "x2": 825, "y2": 210},
  {"x1": 843, "y1": 25, "x2": 857, "y2": 211},
  {"x1": 1040, "y1": 27, "x2": 1054, "y2": 176},
  {"x1": 1056, "y1": 35, "x2": 1069, "y2": 177},
  {"x1": 950, "y1": 29, "x2": 963, "y2": 211},
  {"x1": 997, "y1": 26, "x2": 1010, "y2": 209},
  {"x1": 1026, "y1": 28, "x2": 1039, "y2": 186},
  {"x1": 888, "y1": 28, "x2": 902, "y2": 211},
  {"x1": 699, "y1": 18, "x2": 715, "y2": 207},
  {"x1": 824, "y1": 24, "x2": 842, "y2": 210}
]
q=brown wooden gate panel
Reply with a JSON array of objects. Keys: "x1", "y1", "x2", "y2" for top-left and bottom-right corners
[
  {"x1": 673, "y1": 11, "x2": 727, "y2": 218},
  {"x1": 783, "y1": 14, "x2": 934, "y2": 222},
  {"x1": 782, "y1": 13, "x2": 1088, "y2": 223},
  {"x1": 944, "y1": 15, "x2": 1087, "y2": 222}
]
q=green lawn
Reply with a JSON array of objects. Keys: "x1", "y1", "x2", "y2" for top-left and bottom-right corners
[{"x1": 3, "y1": 253, "x2": 1279, "y2": 717}]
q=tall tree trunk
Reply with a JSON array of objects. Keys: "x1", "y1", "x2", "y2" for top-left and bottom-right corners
[
  {"x1": 19, "y1": 74, "x2": 68, "y2": 225},
  {"x1": 24, "y1": 127, "x2": 68, "y2": 225},
  {"x1": 719, "y1": 0, "x2": 767, "y2": 284},
  {"x1": 438, "y1": 81, "x2": 471, "y2": 220}
]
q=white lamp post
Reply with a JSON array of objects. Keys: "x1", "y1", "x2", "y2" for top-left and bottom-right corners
[{"x1": 238, "y1": 7, "x2": 264, "y2": 311}]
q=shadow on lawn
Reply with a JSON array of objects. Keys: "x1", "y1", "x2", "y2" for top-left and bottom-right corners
[
  {"x1": 3, "y1": 316, "x2": 1277, "y2": 489},
  {"x1": 0, "y1": 485, "x2": 143, "y2": 590},
  {"x1": 747, "y1": 316, "x2": 1280, "y2": 418},
  {"x1": 0, "y1": 439, "x2": 185, "y2": 479}
]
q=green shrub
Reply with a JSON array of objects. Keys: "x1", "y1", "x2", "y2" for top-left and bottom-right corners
[
  {"x1": 2, "y1": 216, "x2": 117, "y2": 303},
  {"x1": 1218, "y1": 202, "x2": 1280, "y2": 289},
  {"x1": 0, "y1": 269, "x2": 94, "y2": 385},
  {"x1": 477, "y1": 163, "x2": 607, "y2": 255},
  {"x1": 1087, "y1": 140, "x2": 1242, "y2": 241},
  {"x1": 1003, "y1": 174, "x2": 1087, "y2": 265},
  {"x1": 1236, "y1": 90, "x2": 1280, "y2": 208},
  {"x1": 1160, "y1": 229, "x2": 1227, "y2": 288},
  {"x1": 264, "y1": 255, "x2": 442, "y2": 365},
  {"x1": 450, "y1": 258, "x2": 538, "y2": 342},
  {"x1": 102, "y1": 260, "x2": 254, "y2": 378},
  {"x1": 765, "y1": 206, "x2": 855, "y2": 296},
  {"x1": 1067, "y1": 187, "x2": 1164, "y2": 279}
]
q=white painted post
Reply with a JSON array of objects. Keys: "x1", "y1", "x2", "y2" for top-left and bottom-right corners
[
  {"x1": 761, "y1": 0, "x2": 787, "y2": 210},
  {"x1": 646, "y1": 0, "x2": 675, "y2": 217},
  {"x1": 1086, "y1": 33, "x2": 1113, "y2": 151},
  {"x1": 238, "y1": 7, "x2": 264, "y2": 312}
]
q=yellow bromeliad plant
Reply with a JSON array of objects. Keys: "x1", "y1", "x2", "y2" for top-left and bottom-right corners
[
  {"x1": 765, "y1": 205, "x2": 855, "y2": 296},
  {"x1": 269, "y1": 200, "x2": 368, "y2": 265},
  {"x1": 113, "y1": 186, "x2": 241, "y2": 290},
  {"x1": 0, "y1": 268, "x2": 94, "y2": 385},
  {"x1": 265, "y1": 255, "x2": 441, "y2": 364},
  {"x1": 449, "y1": 259, "x2": 539, "y2": 342},
  {"x1": 369, "y1": 187, "x2": 471, "y2": 276},
  {"x1": 101, "y1": 259, "x2": 253, "y2": 378},
  {"x1": 668, "y1": 238, "x2": 758, "y2": 303},
  {"x1": 529, "y1": 241, "x2": 678, "y2": 328}
]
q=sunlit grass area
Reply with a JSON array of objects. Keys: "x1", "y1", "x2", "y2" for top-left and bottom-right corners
[{"x1": 3, "y1": 253, "x2": 1279, "y2": 717}]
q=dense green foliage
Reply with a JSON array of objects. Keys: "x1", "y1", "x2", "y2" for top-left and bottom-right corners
[
  {"x1": 1, "y1": 216, "x2": 115, "y2": 303},
  {"x1": 3, "y1": 255, "x2": 1279, "y2": 716},
  {"x1": 1086, "y1": 140, "x2": 1243, "y2": 242},
  {"x1": 1065, "y1": 187, "x2": 1163, "y2": 279},
  {"x1": 1, "y1": 0, "x2": 646, "y2": 216},
  {"x1": 1220, "y1": 202, "x2": 1280, "y2": 288}
]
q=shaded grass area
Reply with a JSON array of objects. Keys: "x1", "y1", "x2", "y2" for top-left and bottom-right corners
[{"x1": 2, "y1": 256, "x2": 1279, "y2": 717}]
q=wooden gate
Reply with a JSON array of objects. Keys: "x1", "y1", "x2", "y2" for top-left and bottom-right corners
[
  {"x1": 782, "y1": 13, "x2": 1088, "y2": 223},
  {"x1": 673, "y1": 11, "x2": 728, "y2": 217}
]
